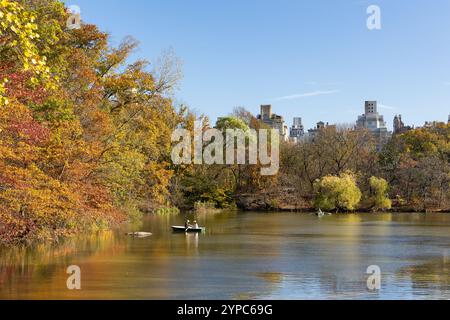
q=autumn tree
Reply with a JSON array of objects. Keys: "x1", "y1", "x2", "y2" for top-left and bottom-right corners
[
  {"x1": 369, "y1": 176, "x2": 392, "y2": 211},
  {"x1": 314, "y1": 172, "x2": 362, "y2": 212},
  {"x1": 379, "y1": 124, "x2": 450, "y2": 210},
  {"x1": 0, "y1": 0, "x2": 184, "y2": 244}
]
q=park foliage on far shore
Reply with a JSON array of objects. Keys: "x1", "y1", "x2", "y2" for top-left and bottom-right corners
[{"x1": 1, "y1": 0, "x2": 450, "y2": 245}]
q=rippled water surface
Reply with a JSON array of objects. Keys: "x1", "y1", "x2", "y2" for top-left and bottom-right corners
[{"x1": 1, "y1": 212, "x2": 450, "y2": 299}]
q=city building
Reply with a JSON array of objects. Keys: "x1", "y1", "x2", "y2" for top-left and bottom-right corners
[
  {"x1": 307, "y1": 121, "x2": 336, "y2": 139},
  {"x1": 423, "y1": 121, "x2": 443, "y2": 128},
  {"x1": 356, "y1": 101, "x2": 391, "y2": 149},
  {"x1": 289, "y1": 117, "x2": 305, "y2": 142},
  {"x1": 393, "y1": 114, "x2": 413, "y2": 135},
  {"x1": 257, "y1": 105, "x2": 288, "y2": 141}
]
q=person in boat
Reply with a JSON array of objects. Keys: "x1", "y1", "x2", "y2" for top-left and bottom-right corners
[
  {"x1": 193, "y1": 220, "x2": 199, "y2": 229},
  {"x1": 185, "y1": 219, "x2": 191, "y2": 229}
]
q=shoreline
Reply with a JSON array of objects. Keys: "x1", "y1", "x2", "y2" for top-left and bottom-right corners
[
  {"x1": 237, "y1": 206, "x2": 450, "y2": 214},
  {"x1": 235, "y1": 201, "x2": 450, "y2": 214}
]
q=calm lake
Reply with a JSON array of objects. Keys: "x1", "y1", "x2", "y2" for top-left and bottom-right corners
[{"x1": 1, "y1": 211, "x2": 450, "y2": 300}]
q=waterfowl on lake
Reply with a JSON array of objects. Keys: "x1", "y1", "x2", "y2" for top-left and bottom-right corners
[
  {"x1": 315, "y1": 209, "x2": 332, "y2": 217},
  {"x1": 127, "y1": 232, "x2": 153, "y2": 237}
]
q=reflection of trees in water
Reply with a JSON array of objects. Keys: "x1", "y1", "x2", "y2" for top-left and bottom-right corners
[
  {"x1": 185, "y1": 233, "x2": 199, "y2": 252},
  {"x1": 6, "y1": 211, "x2": 449, "y2": 299},
  {"x1": 397, "y1": 256, "x2": 450, "y2": 291},
  {"x1": 184, "y1": 209, "x2": 239, "y2": 234},
  {"x1": 390, "y1": 213, "x2": 448, "y2": 224},
  {"x1": 252, "y1": 271, "x2": 367, "y2": 299},
  {"x1": 256, "y1": 272, "x2": 284, "y2": 284},
  {"x1": 0, "y1": 231, "x2": 125, "y2": 295}
]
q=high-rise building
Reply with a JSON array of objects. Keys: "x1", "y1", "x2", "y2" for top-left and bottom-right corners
[
  {"x1": 356, "y1": 101, "x2": 387, "y2": 130},
  {"x1": 260, "y1": 105, "x2": 272, "y2": 121},
  {"x1": 393, "y1": 114, "x2": 404, "y2": 134},
  {"x1": 257, "y1": 105, "x2": 288, "y2": 141},
  {"x1": 289, "y1": 117, "x2": 305, "y2": 142},
  {"x1": 393, "y1": 114, "x2": 412, "y2": 135},
  {"x1": 307, "y1": 121, "x2": 334, "y2": 139},
  {"x1": 293, "y1": 117, "x2": 302, "y2": 128},
  {"x1": 356, "y1": 101, "x2": 390, "y2": 150}
]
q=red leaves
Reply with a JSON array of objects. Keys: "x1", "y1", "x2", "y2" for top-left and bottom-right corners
[
  {"x1": 0, "y1": 64, "x2": 48, "y2": 105},
  {"x1": 7, "y1": 119, "x2": 50, "y2": 146}
]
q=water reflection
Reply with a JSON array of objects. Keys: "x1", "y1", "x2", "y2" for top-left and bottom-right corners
[
  {"x1": 185, "y1": 233, "x2": 199, "y2": 252},
  {"x1": 1, "y1": 212, "x2": 450, "y2": 299},
  {"x1": 397, "y1": 255, "x2": 450, "y2": 294}
]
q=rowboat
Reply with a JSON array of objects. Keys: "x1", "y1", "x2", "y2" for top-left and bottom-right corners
[{"x1": 172, "y1": 226, "x2": 205, "y2": 233}]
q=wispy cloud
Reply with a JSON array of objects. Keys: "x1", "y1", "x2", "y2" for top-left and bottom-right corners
[
  {"x1": 273, "y1": 90, "x2": 340, "y2": 101},
  {"x1": 304, "y1": 81, "x2": 342, "y2": 86}
]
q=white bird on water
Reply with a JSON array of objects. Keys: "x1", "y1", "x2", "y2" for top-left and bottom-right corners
[{"x1": 127, "y1": 232, "x2": 152, "y2": 238}]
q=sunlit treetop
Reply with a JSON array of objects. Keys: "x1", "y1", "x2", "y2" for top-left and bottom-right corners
[
  {"x1": 215, "y1": 116, "x2": 249, "y2": 132},
  {"x1": 0, "y1": 0, "x2": 56, "y2": 105}
]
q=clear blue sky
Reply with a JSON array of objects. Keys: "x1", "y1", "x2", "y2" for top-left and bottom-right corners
[{"x1": 67, "y1": 0, "x2": 450, "y2": 130}]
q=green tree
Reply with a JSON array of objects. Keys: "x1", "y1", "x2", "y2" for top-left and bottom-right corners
[
  {"x1": 369, "y1": 176, "x2": 392, "y2": 211},
  {"x1": 314, "y1": 172, "x2": 362, "y2": 212},
  {"x1": 215, "y1": 116, "x2": 249, "y2": 132}
]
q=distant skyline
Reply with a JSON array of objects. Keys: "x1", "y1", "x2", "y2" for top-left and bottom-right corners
[{"x1": 68, "y1": 0, "x2": 450, "y2": 130}]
